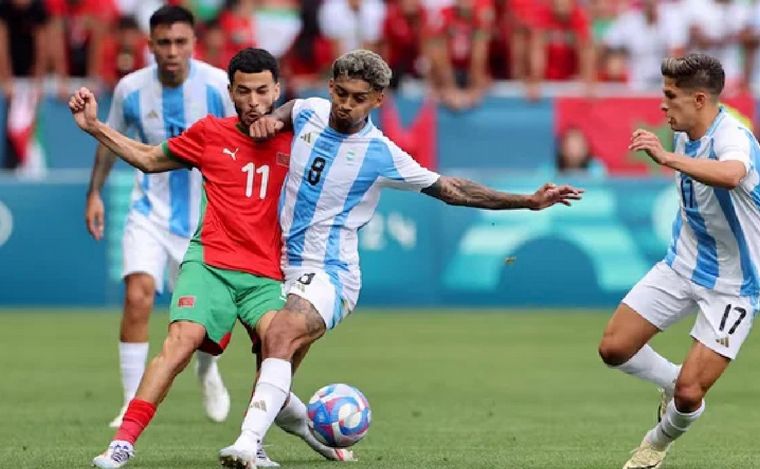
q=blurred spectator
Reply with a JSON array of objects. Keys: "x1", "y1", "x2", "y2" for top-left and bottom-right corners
[
  {"x1": 182, "y1": 0, "x2": 225, "y2": 21},
  {"x1": 428, "y1": 0, "x2": 493, "y2": 110},
  {"x1": 739, "y1": 1, "x2": 760, "y2": 90},
  {"x1": 602, "y1": 0, "x2": 686, "y2": 90},
  {"x1": 381, "y1": 0, "x2": 429, "y2": 88},
  {"x1": 281, "y1": 0, "x2": 334, "y2": 98},
  {"x1": 682, "y1": 0, "x2": 752, "y2": 91},
  {"x1": 587, "y1": 0, "x2": 621, "y2": 44},
  {"x1": 219, "y1": 0, "x2": 256, "y2": 55},
  {"x1": 318, "y1": 0, "x2": 386, "y2": 55},
  {"x1": 0, "y1": 0, "x2": 49, "y2": 97},
  {"x1": 0, "y1": 0, "x2": 50, "y2": 172},
  {"x1": 528, "y1": 0, "x2": 594, "y2": 86},
  {"x1": 488, "y1": 0, "x2": 510, "y2": 79},
  {"x1": 99, "y1": 16, "x2": 148, "y2": 89},
  {"x1": 255, "y1": 0, "x2": 302, "y2": 58},
  {"x1": 47, "y1": 0, "x2": 119, "y2": 95},
  {"x1": 556, "y1": 127, "x2": 606, "y2": 177},
  {"x1": 597, "y1": 47, "x2": 627, "y2": 83},
  {"x1": 195, "y1": 18, "x2": 231, "y2": 69},
  {"x1": 114, "y1": 0, "x2": 165, "y2": 33},
  {"x1": 506, "y1": 0, "x2": 539, "y2": 80}
]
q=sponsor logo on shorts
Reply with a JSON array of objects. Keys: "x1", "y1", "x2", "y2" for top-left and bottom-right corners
[
  {"x1": 716, "y1": 336, "x2": 730, "y2": 348},
  {"x1": 276, "y1": 152, "x2": 290, "y2": 167},
  {"x1": 177, "y1": 295, "x2": 196, "y2": 308}
]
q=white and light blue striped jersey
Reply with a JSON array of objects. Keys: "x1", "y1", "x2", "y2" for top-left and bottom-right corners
[
  {"x1": 665, "y1": 107, "x2": 760, "y2": 297},
  {"x1": 106, "y1": 59, "x2": 234, "y2": 237},
  {"x1": 279, "y1": 97, "x2": 440, "y2": 306}
]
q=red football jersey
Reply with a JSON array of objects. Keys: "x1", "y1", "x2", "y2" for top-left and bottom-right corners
[
  {"x1": 431, "y1": 0, "x2": 494, "y2": 71},
  {"x1": 164, "y1": 116, "x2": 292, "y2": 280}
]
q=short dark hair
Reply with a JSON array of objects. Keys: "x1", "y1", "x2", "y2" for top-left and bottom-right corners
[
  {"x1": 149, "y1": 5, "x2": 195, "y2": 31},
  {"x1": 661, "y1": 53, "x2": 725, "y2": 97},
  {"x1": 228, "y1": 48, "x2": 279, "y2": 84}
]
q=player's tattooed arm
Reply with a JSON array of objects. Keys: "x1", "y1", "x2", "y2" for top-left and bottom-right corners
[
  {"x1": 271, "y1": 100, "x2": 296, "y2": 129},
  {"x1": 422, "y1": 176, "x2": 584, "y2": 210},
  {"x1": 250, "y1": 100, "x2": 296, "y2": 139}
]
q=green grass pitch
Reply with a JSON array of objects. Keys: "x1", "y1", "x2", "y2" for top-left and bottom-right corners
[{"x1": 1, "y1": 309, "x2": 759, "y2": 468}]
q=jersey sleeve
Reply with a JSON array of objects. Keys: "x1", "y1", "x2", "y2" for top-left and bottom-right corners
[
  {"x1": 106, "y1": 79, "x2": 130, "y2": 133},
  {"x1": 714, "y1": 124, "x2": 752, "y2": 174},
  {"x1": 292, "y1": 98, "x2": 328, "y2": 133},
  {"x1": 377, "y1": 138, "x2": 440, "y2": 191},
  {"x1": 163, "y1": 117, "x2": 208, "y2": 169}
]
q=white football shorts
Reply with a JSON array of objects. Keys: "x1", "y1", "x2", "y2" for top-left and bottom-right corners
[
  {"x1": 121, "y1": 212, "x2": 190, "y2": 294},
  {"x1": 623, "y1": 261, "x2": 758, "y2": 359},
  {"x1": 284, "y1": 268, "x2": 357, "y2": 330}
]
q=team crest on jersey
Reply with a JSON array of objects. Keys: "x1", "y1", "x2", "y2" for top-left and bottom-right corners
[
  {"x1": 177, "y1": 296, "x2": 196, "y2": 308},
  {"x1": 276, "y1": 152, "x2": 290, "y2": 167}
]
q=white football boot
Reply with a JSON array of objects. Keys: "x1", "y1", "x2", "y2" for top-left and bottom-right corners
[
  {"x1": 92, "y1": 440, "x2": 134, "y2": 468},
  {"x1": 275, "y1": 413, "x2": 356, "y2": 461},
  {"x1": 219, "y1": 443, "x2": 257, "y2": 469},
  {"x1": 255, "y1": 446, "x2": 280, "y2": 467},
  {"x1": 623, "y1": 437, "x2": 670, "y2": 469},
  {"x1": 197, "y1": 362, "x2": 230, "y2": 422}
]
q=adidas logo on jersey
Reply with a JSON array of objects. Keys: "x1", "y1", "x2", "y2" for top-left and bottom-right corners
[
  {"x1": 301, "y1": 132, "x2": 315, "y2": 145},
  {"x1": 716, "y1": 336, "x2": 730, "y2": 348},
  {"x1": 146, "y1": 109, "x2": 159, "y2": 120}
]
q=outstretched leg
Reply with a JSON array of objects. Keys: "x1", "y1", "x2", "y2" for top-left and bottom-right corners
[{"x1": 93, "y1": 321, "x2": 206, "y2": 468}]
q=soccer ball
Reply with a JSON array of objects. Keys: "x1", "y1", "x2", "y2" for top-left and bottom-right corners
[{"x1": 307, "y1": 383, "x2": 371, "y2": 448}]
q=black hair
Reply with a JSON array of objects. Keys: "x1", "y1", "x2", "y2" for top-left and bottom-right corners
[
  {"x1": 149, "y1": 5, "x2": 195, "y2": 31},
  {"x1": 228, "y1": 48, "x2": 280, "y2": 83}
]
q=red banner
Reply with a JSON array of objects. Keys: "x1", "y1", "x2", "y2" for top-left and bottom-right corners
[
  {"x1": 379, "y1": 96, "x2": 437, "y2": 170},
  {"x1": 555, "y1": 96, "x2": 756, "y2": 175}
]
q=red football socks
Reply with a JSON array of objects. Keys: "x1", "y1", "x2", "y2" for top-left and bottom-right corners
[{"x1": 114, "y1": 399, "x2": 157, "y2": 445}]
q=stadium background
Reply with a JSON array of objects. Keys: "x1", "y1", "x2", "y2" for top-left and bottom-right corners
[{"x1": 4, "y1": 1, "x2": 760, "y2": 468}]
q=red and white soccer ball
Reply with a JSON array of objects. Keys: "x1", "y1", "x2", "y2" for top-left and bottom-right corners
[{"x1": 307, "y1": 383, "x2": 372, "y2": 448}]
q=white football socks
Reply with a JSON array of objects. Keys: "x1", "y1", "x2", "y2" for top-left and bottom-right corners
[
  {"x1": 275, "y1": 392, "x2": 309, "y2": 434},
  {"x1": 118, "y1": 342, "x2": 149, "y2": 403},
  {"x1": 236, "y1": 358, "x2": 292, "y2": 448},
  {"x1": 195, "y1": 350, "x2": 219, "y2": 381},
  {"x1": 613, "y1": 345, "x2": 680, "y2": 393},
  {"x1": 646, "y1": 399, "x2": 705, "y2": 450}
]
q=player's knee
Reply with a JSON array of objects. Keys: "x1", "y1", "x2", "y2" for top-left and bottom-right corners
[
  {"x1": 124, "y1": 281, "x2": 154, "y2": 315},
  {"x1": 598, "y1": 338, "x2": 632, "y2": 366},
  {"x1": 673, "y1": 381, "x2": 704, "y2": 412},
  {"x1": 159, "y1": 327, "x2": 202, "y2": 369},
  {"x1": 262, "y1": 313, "x2": 308, "y2": 358}
]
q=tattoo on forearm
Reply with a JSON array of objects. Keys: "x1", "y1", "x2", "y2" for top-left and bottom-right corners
[{"x1": 422, "y1": 176, "x2": 531, "y2": 209}]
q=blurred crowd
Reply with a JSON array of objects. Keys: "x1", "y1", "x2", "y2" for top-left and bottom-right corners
[{"x1": 5, "y1": 0, "x2": 760, "y2": 108}]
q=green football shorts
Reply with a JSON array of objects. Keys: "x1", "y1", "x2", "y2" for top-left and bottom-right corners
[{"x1": 169, "y1": 261, "x2": 285, "y2": 355}]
